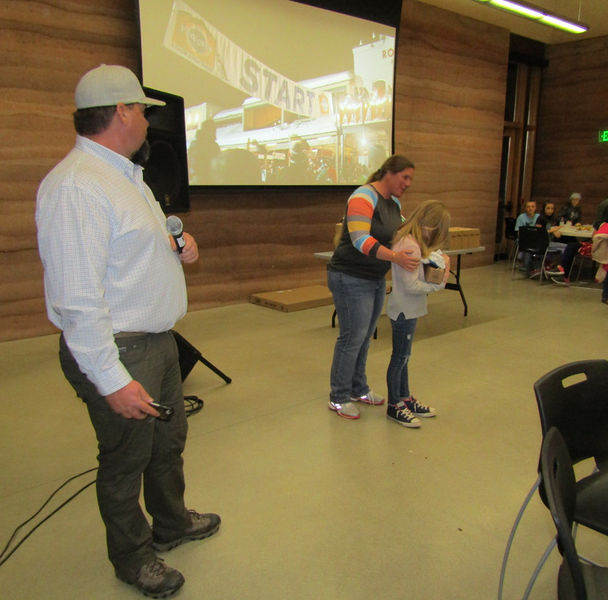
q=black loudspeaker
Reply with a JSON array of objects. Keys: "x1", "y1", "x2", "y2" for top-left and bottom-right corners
[{"x1": 142, "y1": 87, "x2": 190, "y2": 213}]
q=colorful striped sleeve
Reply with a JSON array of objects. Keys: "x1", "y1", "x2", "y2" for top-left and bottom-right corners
[{"x1": 346, "y1": 186, "x2": 379, "y2": 255}]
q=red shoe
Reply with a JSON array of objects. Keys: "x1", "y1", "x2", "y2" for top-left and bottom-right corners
[{"x1": 546, "y1": 265, "x2": 565, "y2": 276}]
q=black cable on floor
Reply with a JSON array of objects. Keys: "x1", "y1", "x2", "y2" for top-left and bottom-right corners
[
  {"x1": 1, "y1": 399, "x2": 203, "y2": 567},
  {"x1": 0, "y1": 467, "x2": 97, "y2": 568},
  {"x1": 184, "y1": 395, "x2": 204, "y2": 417}
]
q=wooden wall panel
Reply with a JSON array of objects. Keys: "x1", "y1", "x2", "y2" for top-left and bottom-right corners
[
  {"x1": 1, "y1": 0, "x2": 510, "y2": 341},
  {"x1": 532, "y1": 37, "x2": 608, "y2": 218},
  {"x1": 395, "y1": 1, "x2": 509, "y2": 256},
  {"x1": 0, "y1": 0, "x2": 141, "y2": 340},
  {"x1": 179, "y1": 191, "x2": 343, "y2": 312}
]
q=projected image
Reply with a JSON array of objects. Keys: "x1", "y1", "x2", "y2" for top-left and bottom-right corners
[{"x1": 139, "y1": 0, "x2": 396, "y2": 186}]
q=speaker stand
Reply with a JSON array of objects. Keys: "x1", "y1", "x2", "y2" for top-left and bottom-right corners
[{"x1": 172, "y1": 330, "x2": 232, "y2": 384}]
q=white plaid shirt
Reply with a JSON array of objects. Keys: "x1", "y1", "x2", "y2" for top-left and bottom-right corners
[{"x1": 36, "y1": 136, "x2": 187, "y2": 395}]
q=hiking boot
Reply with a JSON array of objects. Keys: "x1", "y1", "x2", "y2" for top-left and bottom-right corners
[
  {"x1": 405, "y1": 397, "x2": 437, "y2": 418},
  {"x1": 328, "y1": 400, "x2": 360, "y2": 419},
  {"x1": 386, "y1": 402, "x2": 421, "y2": 428},
  {"x1": 153, "y1": 510, "x2": 221, "y2": 552},
  {"x1": 116, "y1": 558, "x2": 184, "y2": 598},
  {"x1": 351, "y1": 390, "x2": 385, "y2": 405}
]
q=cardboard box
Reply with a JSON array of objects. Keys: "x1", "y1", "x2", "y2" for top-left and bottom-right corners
[
  {"x1": 448, "y1": 227, "x2": 481, "y2": 250},
  {"x1": 424, "y1": 265, "x2": 445, "y2": 284},
  {"x1": 249, "y1": 285, "x2": 333, "y2": 312}
]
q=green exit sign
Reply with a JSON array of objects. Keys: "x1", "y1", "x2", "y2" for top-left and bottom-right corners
[{"x1": 599, "y1": 129, "x2": 608, "y2": 143}]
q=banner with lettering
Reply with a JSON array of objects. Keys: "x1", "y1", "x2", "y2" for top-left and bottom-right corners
[{"x1": 164, "y1": 0, "x2": 320, "y2": 118}]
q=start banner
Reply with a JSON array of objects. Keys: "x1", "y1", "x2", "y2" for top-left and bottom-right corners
[{"x1": 164, "y1": 0, "x2": 321, "y2": 118}]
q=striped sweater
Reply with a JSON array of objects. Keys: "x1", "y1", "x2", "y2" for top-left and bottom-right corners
[{"x1": 328, "y1": 184, "x2": 403, "y2": 280}]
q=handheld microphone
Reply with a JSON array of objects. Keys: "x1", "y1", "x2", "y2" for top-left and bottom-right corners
[{"x1": 166, "y1": 215, "x2": 185, "y2": 254}]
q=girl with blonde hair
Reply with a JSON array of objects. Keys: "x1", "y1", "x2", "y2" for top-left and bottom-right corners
[{"x1": 386, "y1": 200, "x2": 451, "y2": 427}]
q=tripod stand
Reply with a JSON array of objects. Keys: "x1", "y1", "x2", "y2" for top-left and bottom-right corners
[
  {"x1": 172, "y1": 331, "x2": 231, "y2": 416},
  {"x1": 172, "y1": 330, "x2": 232, "y2": 384}
]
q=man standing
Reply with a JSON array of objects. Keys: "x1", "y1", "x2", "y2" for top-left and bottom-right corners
[{"x1": 36, "y1": 64, "x2": 220, "y2": 598}]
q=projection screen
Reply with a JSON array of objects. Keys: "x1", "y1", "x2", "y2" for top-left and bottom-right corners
[{"x1": 137, "y1": 0, "x2": 399, "y2": 187}]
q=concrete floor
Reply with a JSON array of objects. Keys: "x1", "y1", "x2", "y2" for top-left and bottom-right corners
[{"x1": 1, "y1": 263, "x2": 606, "y2": 599}]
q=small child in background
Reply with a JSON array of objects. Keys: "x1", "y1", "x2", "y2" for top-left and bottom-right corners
[
  {"x1": 515, "y1": 199, "x2": 539, "y2": 231},
  {"x1": 514, "y1": 200, "x2": 540, "y2": 274},
  {"x1": 385, "y1": 200, "x2": 451, "y2": 428}
]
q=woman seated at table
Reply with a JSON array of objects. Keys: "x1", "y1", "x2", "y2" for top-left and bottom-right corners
[
  {"x1": 558, "y1": 192, "x2": 583, "y2": 225},
  {"x1": 557, "y1": 192, "x2": 583, "y2": 244}
]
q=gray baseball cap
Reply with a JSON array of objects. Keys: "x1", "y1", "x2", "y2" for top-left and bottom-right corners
[{"x1": 75, "y1": 64, "x2": 166, "y2": 109}]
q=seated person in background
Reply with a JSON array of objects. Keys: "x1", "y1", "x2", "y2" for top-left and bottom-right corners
[
  {"x1": 536, "y1": 201, "x2": 558, "y2": 231},
  {"x1": 593, "y1": 221, "x2": 608, "y2": 304},
  {"x1": 556, "y1": 192, "x2": 583, "y2": 244},
  {"x1": 546, "y1": 241, "x2": 581, "y2": 283},
  {"x1": 558, "y1": 192, "x2": 583, "y2": 225},
  {"x1": 549, "y1": 201, "x2": 608, "y2": 284},
  {"x1": 536, "y1": 201, "x2": 566, "y2": 270},
  {"x1": 515, "y1": 199, "x2": 539, "y2": 231},
  {"x1": 515, "y1": 200, "x2": 540, "y2": 274},
  {"x1": 596, "y1": 198, "x2": 608, "y2": 222}
]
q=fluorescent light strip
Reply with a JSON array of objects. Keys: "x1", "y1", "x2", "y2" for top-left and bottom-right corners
[
  {"x1": 540, "y1": 14, "x2": 588, "y2": 34},
  {"x1": 473, "y1": 0, "x2": 589, "y2": 34},
  {"x1": 491, "y1": 0, "x2": 544, "y2": 19}
]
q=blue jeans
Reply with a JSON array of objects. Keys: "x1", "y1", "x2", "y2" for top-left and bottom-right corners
[
  {"x1": 328, "y1": 270, "x2": 386, "y2": 403},
  {"x1": 560, "y1": 241, "x2": 581, "y2": 276},
  {"x1": 386, "y1": 313, "x2": 417, "y2": 406}
]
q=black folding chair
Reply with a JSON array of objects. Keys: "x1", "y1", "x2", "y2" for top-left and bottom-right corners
[
  {"x1": 498, "y1": 360, "x2": 608, "y2": 600},
  {"x1": 541, "y1": 427, "x2": 608, "y2": 599},
  {"x1": 511, "y1": 225, "x2": 550, "y2": 283}
]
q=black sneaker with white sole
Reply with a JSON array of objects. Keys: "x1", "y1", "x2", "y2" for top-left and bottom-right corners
[
  {"x1": 386, "y1": 401, "x2": 421, "y2": 428},
  {"x1": 405, "y1": 397, "x2": 437, "y2": 417}
]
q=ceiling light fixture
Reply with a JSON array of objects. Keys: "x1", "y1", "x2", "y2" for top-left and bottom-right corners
[{"x1": 472, "y1": 0, "x2": 589, "y2": 34}]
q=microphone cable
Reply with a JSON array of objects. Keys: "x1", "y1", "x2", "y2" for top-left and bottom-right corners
[
  {"x1": 184, "y1": 395, "x2": 204, "y2": 417},
  {"x1": 1, "y1": 398, "x2": 203, "y2": 567},
  {"x1": 0, "y1": 467, "x2": 97, "y2": 568}
]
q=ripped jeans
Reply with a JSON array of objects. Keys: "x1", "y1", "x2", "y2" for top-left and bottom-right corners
[{"x1": 386, "y1": 313, "x2": 418, "y2": 406}]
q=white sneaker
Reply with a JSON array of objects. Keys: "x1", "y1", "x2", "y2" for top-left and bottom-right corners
[
  {"x1": 328, "y1": 400, "x2": 360, "y2": 419},
  {"x1": 351, "y1": 390, "x2": 385, "y2": 405}
]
